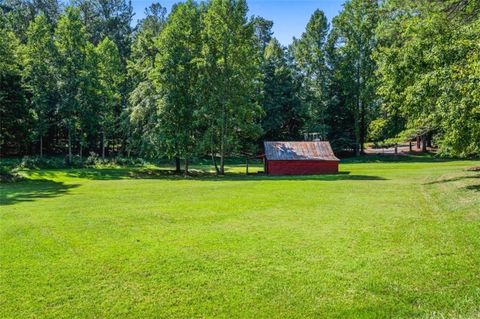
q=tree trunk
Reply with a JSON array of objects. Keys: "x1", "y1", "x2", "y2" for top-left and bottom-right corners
[
  {"x1": 39, "y1": 136, "x2": 43, "y2": 157},
  {"x1": 211, "y1": 135, "x2": 220, "y2": 175},
  {"x1": 416, "y1": 136, "x2": 421, "y2": 149},
  {"x1": 101, "y1": 130, "x2": 106, "y2": 160},
  {"x1": 422, "y1": 135, "x2": 428, "y2": 152},
  {"x1": 184, "y1": 158, "x2": 189, "y2": 177},
  {"x1": 427, "y1": 135, "x2": 432, "y2": 148},
  {"x1": 360, "y1": 100, "x2": 365, "y2": 155},
  {"x1": 354, "y1": 125, "x2": 360, "y2": 156},
  {"x1": 354, "y1": 107, "x2": 361, "y2": 156},
  {"x1": 354, "y1": 58, "x2": 361, "y2": 157},
  {"x1": 394, "y1": 143, "x2": 398, "y2": 155},
  {"x1": 211, "y1": 152, "x2": 219, "y2": 175},
  {"x1": 409, "y1": 141, "x2": 412, "y2": 152},
  {"x1": 175, "y1": 157, "x2": 181, "y2": 174},
  {"x1": 220, "y1": 153, "x2": 225, "y2": 175},
  {"x1": 68, "y1": 126, "x2": 72, "y2": 164},
  {"x1": 220, "y1": 108, "x2": 226, "y2": 175}
]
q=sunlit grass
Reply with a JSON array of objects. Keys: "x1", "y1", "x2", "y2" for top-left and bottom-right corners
[{"x1": 1, "y1": 158, "x2": 479, "y2": 318}]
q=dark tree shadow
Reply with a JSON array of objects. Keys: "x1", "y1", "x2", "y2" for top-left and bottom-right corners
[
  {"x1": 465, "y1": 184, "x2": 480, "y2": 192},
  {"x1": 39, "y1": 168, "x2": 386, "y2": 182},
  {"x1": 424, "y1": 175, "x2": 479, "y2": 185},
  {"x1": 190, "y1": 170, "x2": 387, "y2": 182},
  {"x1": 422, "y1": 171, "x2": 479, "y2": 192},
  {"x1": 0, "y1": 179, "x2": 79, "y2": 206}
]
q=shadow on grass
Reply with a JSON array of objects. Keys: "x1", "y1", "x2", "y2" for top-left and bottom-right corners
[
  {"x1": 38, "y1": 168, "x2": 387, "y2": 182},
  {"x1": 423, "y1": 171, "x2": 479, "y2": 192},
  {"x1": 423, "y1": 175, "x2": 479, "y2": 185},
  {"x1": 465, "y1": 184, "x2": 480, "y2": 191},
  {"x1": 1, "y1": 169, "x2": 385, "y2": 206},
  {"x1": 0, "y1": 179, "x2": 79, "y2": 206}
]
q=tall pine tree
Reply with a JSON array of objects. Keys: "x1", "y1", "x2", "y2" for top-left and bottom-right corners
[{"x1": 331, "y1": 0, "x2": 379, "y2": 155}]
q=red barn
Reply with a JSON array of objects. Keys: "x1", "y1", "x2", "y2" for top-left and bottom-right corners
[{"x1": 264, "y1": 141, "x2": 339, "y2": 175}]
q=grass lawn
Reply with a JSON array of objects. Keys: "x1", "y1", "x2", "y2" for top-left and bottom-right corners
[{"x1": 1, "y1": 156, "x2": 480, "y2": 318}]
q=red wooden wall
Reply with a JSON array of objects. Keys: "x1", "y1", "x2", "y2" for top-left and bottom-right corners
[{"x1": 266, "y1": 160, "x2": 338, "y2": 175}]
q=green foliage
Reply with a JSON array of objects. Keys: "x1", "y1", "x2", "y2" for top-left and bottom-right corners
[
  {"x1": 199, "y1": 0, "x2": 263, "y2": 173},
  {"x1": 368, "y1": 118, "x2": 388, "y2": 143},
  {"x1": 22, "y1": 14, "x2": 58, "y2": 151},
  {"x1": 331, "y1": 0, "x2": 379, "y2": 155},
  {"x1": 18, "y1": 155, "x2": 65, "y2": 169},
  {"x1": 1, "y1": 0, "x2": 479, "y2": 163},
  {"x1": 84, "y1": 152, "x2": 146, "y2": 167},
  {"x1": 261, "y1": 39, "x2": 303, "y2": 140},
  {"x1": 1, "y1": 0, "x2": 61, "y2": 42},
  {"x1": 252, "y1": 16, "x2": 273, "y2": 56},
  {"x1": 126, "y1": 3, "x2": 167, "y2": 158},
  {"x1": 151, "y1": 0, "x2": 202, "y2": 171},
  {"x1": 290, "y1": 9, "x2": 329, "y2": 135},
  {"x1": 96, "y1": 37, "x2": 124, "y2": 140},
  {"x1": 73, "y1": 0, "x2": 133, "y2": 57},
  {"x1": 54, "y1": 7, "x2": 89, "y2": 134},
  {"x1": 0, "y1": 28, "x2": 30, "y2": 153},
  {"x1": 375, "y1": 0, "x2": 480, "y2": 157}
]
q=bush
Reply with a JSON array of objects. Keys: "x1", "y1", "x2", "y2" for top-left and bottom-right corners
[
  {"x1": 84, "y1": 152, "x2": 146, "y2": 167},
  {"x1": 372, "y1": 138, "x2": 398, "y2": 149},
  {"x1": 0, "y1": 166, "x2": 23, "y2": 183},
  {"x1": 85, "y1": 152, "x2": 102, "y2": 166},
  {"x1": 67, "y1": 155, "x2": 84, "y2": 168},
  {"x1": 19, "y1": 156, "x2": 65, "y2": 169},
  {"x1": 368, "y1": 118, "x2": 389, "y2": 143},
  {"x1": 14, "y1": 154, "x2": 147, "y2": 170},
  {"x1": 115, "y1": 157, "x2": 146, "y2": 166}
]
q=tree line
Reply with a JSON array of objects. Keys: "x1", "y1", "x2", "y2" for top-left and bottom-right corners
[{"x1": 1, "y1": 0, "x2": 479, "y2": 174}]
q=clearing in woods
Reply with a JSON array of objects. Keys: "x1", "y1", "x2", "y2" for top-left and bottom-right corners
[{"x1": 1, "y1": 156, "x2": 480, "y2": 318}]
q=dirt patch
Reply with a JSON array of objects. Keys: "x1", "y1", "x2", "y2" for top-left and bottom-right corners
[{"x1": 466, "y1": 166, "x2": 480, "y2": 171}]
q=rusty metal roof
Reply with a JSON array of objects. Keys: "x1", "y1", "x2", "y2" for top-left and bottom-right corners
[{"x1": 264, "y1": 141, "x2": 340, "y2": 161}]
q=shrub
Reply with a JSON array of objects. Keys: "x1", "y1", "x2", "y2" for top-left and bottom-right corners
[
  {"x1": 19, "y1": 156, "x2": 64, "y2": 169},
  {"x1": 68, "y1": 155, "x2": 84, "y2": 168},
  {"x1": 84, "y1": 152, "x2": 146, "y2": 167},
  {"x1": 115, "y1": 157, "x2": 146, "y2": 166},
  {"x1": 0, "y1": 166, "x2": 24, "y2": 183},
  {"x1": 85, "y1": 152, "x2": 102, "y2": 166}
]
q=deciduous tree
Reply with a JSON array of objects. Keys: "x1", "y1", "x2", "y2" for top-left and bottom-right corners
[
  {"x1": 151, "y1": 0, "x2": 202, "y2": 175},
  {"x1": 23, "y1": 14, "x2": 58, "y2": 156},
  {"x1": 200, "y1": 0, "x2": 262, "y2": 174},
  {"x1": 55, "y1": 7, "x2": 89, "y2": 162}
]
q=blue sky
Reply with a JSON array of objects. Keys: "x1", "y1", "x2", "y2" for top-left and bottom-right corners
[{"x1": 131, "y1": 0, "x2": 346, "y2": 45}]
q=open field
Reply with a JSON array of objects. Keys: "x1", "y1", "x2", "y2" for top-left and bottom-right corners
[{"x1": 1, "y1": 157, "x2": 480, "y2": 318}]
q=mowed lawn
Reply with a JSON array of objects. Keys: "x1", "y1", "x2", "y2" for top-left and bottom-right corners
[{"x1": 1, "y1": 158, "x2": 480, "y2": 318}]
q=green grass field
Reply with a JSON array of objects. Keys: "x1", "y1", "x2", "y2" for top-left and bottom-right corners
[{"x1": 1, "y1": 157, "x2": 480, "y2": 318}]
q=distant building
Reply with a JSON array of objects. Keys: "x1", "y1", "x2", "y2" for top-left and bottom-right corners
[{"x1": 264, "y1": 141, "x2": 339, "y2": 175}]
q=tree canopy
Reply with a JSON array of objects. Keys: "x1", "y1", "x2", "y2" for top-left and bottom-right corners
[{"x1": 1, "y1": 0, "x2": 479, "y2": 167}]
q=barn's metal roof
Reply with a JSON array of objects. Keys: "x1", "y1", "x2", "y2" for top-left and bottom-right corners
[{"x1": 264, "y1": 141, "x2": 340, "y2": 161}]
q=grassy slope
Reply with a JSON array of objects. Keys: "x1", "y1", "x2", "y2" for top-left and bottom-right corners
[{"x1": 1, "y1": 158, "x2": 479, "y2": 318}]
